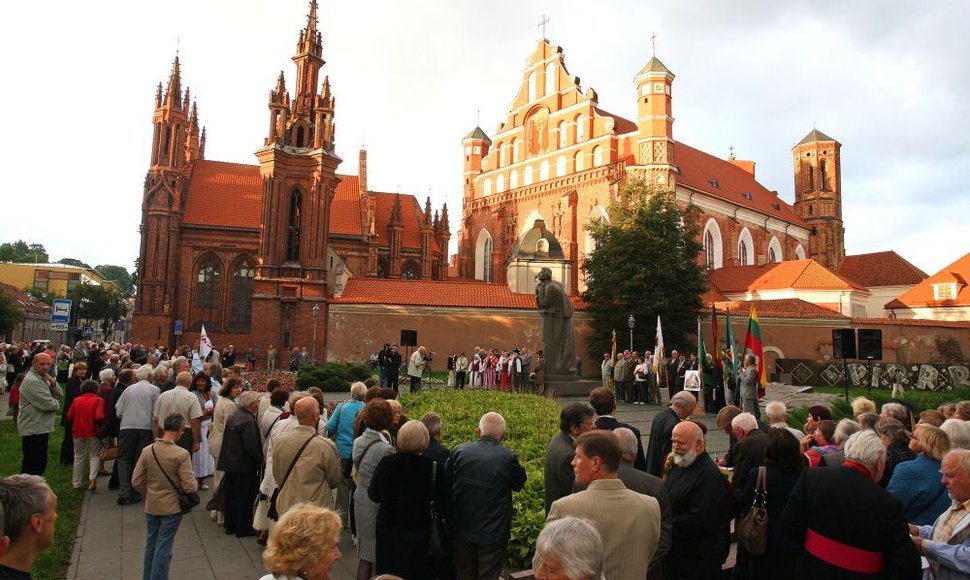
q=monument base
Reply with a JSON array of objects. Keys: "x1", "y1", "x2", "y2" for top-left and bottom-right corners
[{"x1": 544, "y1": 373, "x2": 600, "y2": 397}]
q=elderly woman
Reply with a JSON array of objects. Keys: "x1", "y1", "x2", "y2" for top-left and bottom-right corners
[
  {"x1": 208, "y1": 377, "x2": 240, "y2": 523},
  {"x1": 876, "y1": 417, "x2": 917, "y2": 487},
  {"x1": 851, "y1": 396, "x2": 877, "y2": 419},
  {"x1": 260, "y1": 503, "x2": 342, "y2": 580},
  {"x1": 942, "y1": 418, "x2": 970, "y2": 450},
  {"x1": 532, "y1": 516, "x2": 604, "y2": 580},
  {"x1": 801, "y1": 419, "x2": 839, "y2": 466},
  {"x1": 190, "y1": 372, "x2": 216, "y2": 489},
  {"x1": 353, "y1": 400, "x2": 395, "y2": 580},
  {"x1": 368, "y1": 420, "x2": 447, "y2": 579},
  {"x1": 888, "y1": 423, "x2": 952, "y2": 525}
]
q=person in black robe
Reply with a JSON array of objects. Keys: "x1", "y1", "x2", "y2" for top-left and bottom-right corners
[
  {"x1": 645, "y1": 391, "x2": 695, "y2": 477},
  {"x1": 59, "y1": 362, "x2": 87, "y2": 465}
]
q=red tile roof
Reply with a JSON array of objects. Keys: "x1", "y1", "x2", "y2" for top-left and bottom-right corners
[
  {"x1": 715, "y1": 299, "x2": 850, "y2": 320},
  {"x1": 331, "y1": 277, "x2": 586, "y2": 310},
  {"x1": 837, "y1": 251, "x2": 927, "y2": 288},
  {"x1": 675, "y1": 142, "x2": 808, "y2": 227},
  {"x1": 372, "y1": 193, "x2": 439, "y2": 251},
  {"x1": 594, "y1": 107, "x2": 638, "y2": 134},
  {"x1": 885, "y1": 252, "x2": 970, "y2": 309},
  {"x1": 329, "y1": 175, "x2": 363, "y2": 237},
  {"x1": 708, "y1": 259, "x2": 865, "y2": 294},
  {"x1": 183, "y1": 161, "x2": 263, "y2": 228},
  {"x1": 852, "y1": 317, "x2": 970, "y2": 329},
  {"x1": 0, "y1": 282, "x2": 50, "y2": 315}
]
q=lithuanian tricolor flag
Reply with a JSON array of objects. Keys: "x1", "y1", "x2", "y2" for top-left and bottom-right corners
[{"x1": 744, "y1": 305, "x2": 768, "y2": 398}]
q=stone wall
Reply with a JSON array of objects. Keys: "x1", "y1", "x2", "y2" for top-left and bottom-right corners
[{"x1": 777, "y1": 358, "x2": 970, "y2": 391}]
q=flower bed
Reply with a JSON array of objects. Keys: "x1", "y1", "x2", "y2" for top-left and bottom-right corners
[{"x1": 401, "y1": 389, "x2": 560, "y2": 569}]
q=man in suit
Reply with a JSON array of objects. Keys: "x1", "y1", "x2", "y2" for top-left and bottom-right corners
[
  {"x1": 613, "y1": 352, "x2": 628, "y2": 405},
  {"x1": 912, "y1": 449, "x2": 970, "y2": 577},
  {"x1": 730, "y1": 412, "x2": 768, "y2": 492},
  {"x1": 645, "y1": 391, "x2": 696, "y2": 477},
  {"x1": 588, "y1": 387, "x2": 647, "y2": 471},
  {"x1": 615, "y1": 428, "x2": 671, "y2": 579},
  {"x1": 544, "y1": 402, "x2": 595, "y2": 513},
  {"x1": 548, "y1": 430, "x2": 661, "y2": 580},
  {"x1": 781, "y1": 430, "x2": 920, "y2": 579}
]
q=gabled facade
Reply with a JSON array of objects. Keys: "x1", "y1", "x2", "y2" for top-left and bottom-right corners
[{"x1": 886, "y1": 252, "x2": 970, "y2": 321}]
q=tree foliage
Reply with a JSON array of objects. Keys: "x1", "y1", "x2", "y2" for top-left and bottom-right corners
[
  {"x1": 0, "y1": 240, "x2": 48, "y2": 263},
  {"x1": 94, "y1": 265, "x2": 135, "y2": 297},
  {"x1": 581, "y1": 178, "x2": 707, "y2": 356},
  {"x1": 68, "y1": 283, "x2": 129, "y2": 336},
  {"x1": 0, "y1": 291, "x2": 26, "y2": 336},
  {"x1": 23, "y1": 286, "x2": 61, "y2": 305},
  {"x1": 57, "y1": 258, "x2": 91, "y2": 269}
]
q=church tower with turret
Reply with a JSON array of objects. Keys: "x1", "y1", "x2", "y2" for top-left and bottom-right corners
[{"x1": 792, "y1": 129, "x2": 844, "y2": 269}]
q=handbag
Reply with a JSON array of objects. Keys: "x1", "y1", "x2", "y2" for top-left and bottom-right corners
[
  {"x1": 428, "y1": 460, "x2": 451, "y2": 558},
  {"x1": 99, "y1": 442, "x2": 118, "y2": 462},
  {"x1": 268, "y1": 434, "x2": 317, "y2": 521},
  {"x1": 151, "y1": 444, "x2": 201, "y2": 514},
  {"x1": 736, "y1": 466, "x2": 768, "y2": 555},
  {"x1": 351, "y1": 439, "x2": 380, "y2": 486}
]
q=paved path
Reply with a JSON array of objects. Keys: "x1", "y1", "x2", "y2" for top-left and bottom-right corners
[{"x1": 66, "y1": 392, "x2": 750, "y2": 579}]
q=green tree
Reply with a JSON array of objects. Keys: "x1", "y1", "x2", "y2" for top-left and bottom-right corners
[
  {"x1": 94, "y1": 264, "x2": 135, "y2": 297},
  {"x1": 57, "y1": 258, "x2": 91, "y2": 269},
  {"x1": 0, "y1": 240, "x2": 49, "y2": 263},
  {"x1": 23, "y1": 286, "x2": 62, "y2": 305},
  {"x1": 69, "y1": 283, "x2": 129, "y2": 336},
  {"x1": 582, "y1": 178, "x2": 707, "y2": 356},
  {"x1": 0, "y1": 291, "x2": 26, "y2": 336}
]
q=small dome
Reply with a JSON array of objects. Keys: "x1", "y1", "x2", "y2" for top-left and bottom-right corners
[{"x1": 509, "y1": 219, "x2": 565, "y2": 260}]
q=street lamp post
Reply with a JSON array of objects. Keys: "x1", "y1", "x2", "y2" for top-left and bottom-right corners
[
  {"x1": 627, "y1": 314, "x2": 635, "y2": 352},
  {"x1": 311, "y1": 303, "x2": 320, "y2": 364}
]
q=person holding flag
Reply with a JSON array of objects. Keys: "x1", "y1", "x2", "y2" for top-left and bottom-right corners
[
  {"x1": 723, "y1": 308, "x2": 739, "y2": 406},
  {"x1": 740, "y1": 305, "x2": 768, "y2": 419},
  {"x1": 743, "y1": 305, "x2": 768, "y2": 398},
  {"x1": 653, "y1": 315, "x2": 665, "y2": 399}
]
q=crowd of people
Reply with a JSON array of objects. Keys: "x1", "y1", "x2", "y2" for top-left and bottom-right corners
[{"x1": 5, "y1": 338, "x2": 970, "y2": 579}]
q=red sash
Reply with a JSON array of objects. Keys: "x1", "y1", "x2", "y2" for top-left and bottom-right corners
[{"x1": 804, "y1": 528, "x2": 885, "y2": 574}]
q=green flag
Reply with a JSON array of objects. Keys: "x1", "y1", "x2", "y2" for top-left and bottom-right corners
[{"x1": 725, "y1": 308, "x2": 738, "y2": 388}]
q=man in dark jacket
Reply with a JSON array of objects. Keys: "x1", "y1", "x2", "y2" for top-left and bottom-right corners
[
  {"x1": 544, "y1": 402, "x2": 594, "y2": 513},
  {"x1": 645, "y1": 391, "x2": 696, "y2": 477},
  {"x1": 447, "y1": 412, "x2": 527, "y2": 580},
  {"x1": 781, "y1": 430, "x2": 920, "y2": 579},
  {"x1": 664, "y1": 421, "x2": 729, "y2": 579},
  {"x1": 589, "y1": 387, "x2": 647, "y2": 471},
  {"x1": 730, "y1": 412, "x2": 768, "y2": 493},
  {"x1": 217, "y1": 391, "x2": 263, "y2": 537}
]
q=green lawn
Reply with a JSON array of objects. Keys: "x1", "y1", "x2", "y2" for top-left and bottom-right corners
[{"x1": 0, "y1": 421, "x2": 84, "y2": 580}]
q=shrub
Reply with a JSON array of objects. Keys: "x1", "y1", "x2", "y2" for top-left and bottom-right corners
[
  {"x1": 295, "y1": 363, "x2": 372, "y2": 392},
  {"x1": 401, "y1": 389, "x2": 561, "y2": 570}
]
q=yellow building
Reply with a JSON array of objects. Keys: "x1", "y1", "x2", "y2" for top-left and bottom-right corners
[{"x1": 0, "y1": 262, "x2": 116, "y2": 297}]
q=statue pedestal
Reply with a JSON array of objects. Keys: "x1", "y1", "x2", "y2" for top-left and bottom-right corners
[{"x1": 545, "y1": 373, "x2": 600, "y2": 397}]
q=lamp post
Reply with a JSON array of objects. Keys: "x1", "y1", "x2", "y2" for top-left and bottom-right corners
[
  {"x1": 311, "y1": 303, "x2": 320, "y2": 364},
  {"x1": 627, "y1": 314, "x2": 635, "y2": 352}
]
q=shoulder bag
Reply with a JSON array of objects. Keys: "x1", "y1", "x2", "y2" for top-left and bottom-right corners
[
  {"x1": 151, "y1": 444, "x2": 200, "y2": 514},
  {"x1": 428, "y1": 460, "x2": 451, "y2": 558},
  {"x1": 351, "y1": 438, "x2": 381, "y2": 486},
  {"x1": 736, "y1": 466, "x2": 768, "y2": 555},
  {"x1": 268, "y1": 434, "x2": 317, "y2": 521}
]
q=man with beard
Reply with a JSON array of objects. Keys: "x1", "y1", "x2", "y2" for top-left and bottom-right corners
[
  {"x1": 663, "y1": 421, "x2": 728, "y2": 579},
  {"x1": 645, "y1": 391, "x2": 696, "y2": 477}
]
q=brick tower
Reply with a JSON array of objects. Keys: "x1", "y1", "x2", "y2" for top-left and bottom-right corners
[
  {"x1": 632, "y1": 52, "x2": 676, "y2": 188},
  {"x1": 792, "y1": 129, "x2": 844, "y2": 269},
  {"x1": 252, "y1": 0, "x2": 342, "y2": 355}
]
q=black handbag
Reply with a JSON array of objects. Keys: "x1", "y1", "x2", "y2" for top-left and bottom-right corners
[
  {"x1": 428, "y1": 461, "x2": 451, "y2": 558},
  {"x1": 152, "y1": 444, "x2": 201, "y2": 514}
]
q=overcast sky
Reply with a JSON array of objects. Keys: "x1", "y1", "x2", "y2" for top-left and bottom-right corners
[{"x1": 3, "y1": 0, "x2": 967, "y2": 276}]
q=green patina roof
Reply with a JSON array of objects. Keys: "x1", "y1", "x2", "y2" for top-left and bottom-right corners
[
  {"x1": 638, "y1": 56, "x2": 670, "y2": 75},
  {"x1": 463, "y1": 126, "x2": 491, "y2": 142}
]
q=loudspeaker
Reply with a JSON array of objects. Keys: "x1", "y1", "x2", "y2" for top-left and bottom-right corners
[
  {"x1": 858, "y1": 329, "x2": 883, "y2": 360},
  {"x1": 832, "y1": 328, "x2": 856, "y2": 359},
  {"x1": 400, "y1": 330, "x2": 417, "y2": 347}
]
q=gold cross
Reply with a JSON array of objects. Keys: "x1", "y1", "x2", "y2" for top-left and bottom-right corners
[{"x1": 539, "y1": 14, "x2": 550, "y2": 38}]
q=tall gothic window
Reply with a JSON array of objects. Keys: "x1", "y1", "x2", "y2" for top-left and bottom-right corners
[
  {"x1": 705, "y1": 231, "x2": 715, "y2": 270},
  {"x1": 286, "y1": 190, "x2": 302, "y2": 261},
  {"x1": 195, "y1": 257, "x2": 221, "y2": 309},
  {"x1": 738, "y1": 240, "x2": 749, "y2": 267},
  {"x1": 819, "y1": 159, "x2": 828, "y2": 191},
  {"x1": 483, "y1": 237, "x2": 493, "y2": 282},
  {"x1": 228, "y1": 259, "x2": 255, "y2": 330}
]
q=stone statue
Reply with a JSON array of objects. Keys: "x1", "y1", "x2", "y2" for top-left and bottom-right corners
[{"x1": 535, "y1": 268, "x2": 576, "y2": 374}]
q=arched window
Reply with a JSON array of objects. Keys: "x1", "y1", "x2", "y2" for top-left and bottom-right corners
[
  {"x1": 795, "y1": 244, "x2": 806, "y2": 260},
  {"x1": 286, "y1": 190, "x2": 302, "y2": 261},
  {"x1": 540, "y1": 160, "x2": 550, "y2": 181},
  {"x1": 819, "y1": 159, "x2": 828, "y2": 190},
  {"x1": 524, "y1": 166, "x2": 534, "y2": 186},
  {"x1": 593, "y1": 145, "x2": 604, "y2": 167},
  {"x1": 575, "y1": 114, "x2": 585, "y2": 141},
  {"x1": 558, "y1": 121, "x2": 567, "y2": 148},
  {"x1": 556, "y1": 155, "x2": 566, "y2": 177},
  {"x1": 510, "y1": 169, "x2": 519, "y2": 189},
  {"x1": 483, "y1": 178, "x2": 492, "y2": 196},
  {"x1": 228, "y1": 258, "x2": 255, "y2": 330},
  {"x1": 195, "y1": 256, "x2": 222, "y2": 310},
  {"x1": 496, "y1": 174, "x2": 505, "y2": 193},
  {"x1": 702, "y1": 219, "x2": 723, "y2": 269},
  {"x1": 574, "y1": 151, "x2": 584, "y2": 172},
  {"x1": 502, "y1": 142, "x2": 510, "y2": 167},
  {"x1": 475, "y1": 229, "x2": 493, "y2": 282},
  {"x1": 545, "y1": 62, "x2": 556, "y2": 95},
  {"x1": 295, "y1": 126, "x2": 306, "y2": 148},
  {"x1": 401, "y1": 261, "x2": 418, "y2": 280},
  {"x1": 528, "y1": 71, "x2": 538, "y2": 101},
  {"x1": 536, "y1": 239, "x2": 550, "y2": 254},
  {"x1": 737, "y1": 228, "x2": 754, "y2": 266},
  {"x1": 513, "y1": 139, "x2": 521, "y2": 162},
  {"x1": 767, "y1": 236, "x2": 783, "y2": 263}
]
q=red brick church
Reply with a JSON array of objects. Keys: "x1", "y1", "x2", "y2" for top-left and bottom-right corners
[{"x1": 132, "y1": 2, "x2": 449, "y2": 353}]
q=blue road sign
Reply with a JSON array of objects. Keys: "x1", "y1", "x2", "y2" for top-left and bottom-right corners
[
  {"x1": 51, "y1": 299, "x2": 72, "y2": 323},
  {"x1": 174, "y1": 320, "x2": 184, "y2": 332}
]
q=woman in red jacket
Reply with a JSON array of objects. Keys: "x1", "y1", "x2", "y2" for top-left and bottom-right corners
[{"x1": 67, "y1": 379, "x2": 106, "y2": 491}]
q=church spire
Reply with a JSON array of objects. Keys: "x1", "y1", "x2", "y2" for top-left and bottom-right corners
[{"x1": 163, "y1": 55, "x2": 182, "y2": 109}]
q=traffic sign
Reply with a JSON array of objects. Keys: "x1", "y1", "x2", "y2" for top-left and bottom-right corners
[
  {"x1": 174, "y1": 320, "x2": 183, "y2": 336},
  {"x1": 82, "y1": 327, "x2": 94, "y2": 337},
  {"x1": 51, "y1": 299, "x2": 72, "y2": 323},
  {"x1": 50, "y1": 322, "x2": 69, "y2": 332}
]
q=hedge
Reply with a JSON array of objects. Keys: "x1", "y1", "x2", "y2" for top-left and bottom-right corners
[
  {"x1": 295, "y1": 363, "x2": 372, "y2": 392},
  {"x1": 400, "y1": 389, "x2": 561, "y2": 570}
]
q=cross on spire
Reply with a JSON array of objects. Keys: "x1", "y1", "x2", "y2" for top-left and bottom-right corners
[
  {"x1": 538, "y1": 14, "x2": 550, "y2": 39},
  {"x1": 728, "y1": 145, "x2": 735, "y2": 159},
  {"x1": 651, "y1": 31, "x2": 657, "y2": 57}
]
